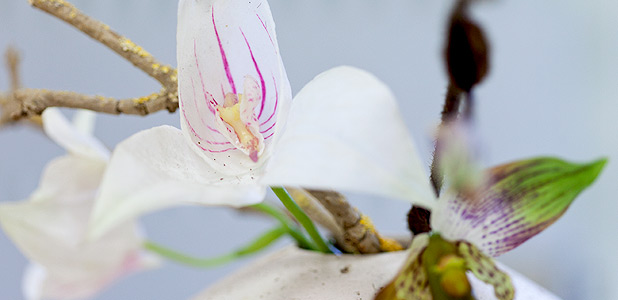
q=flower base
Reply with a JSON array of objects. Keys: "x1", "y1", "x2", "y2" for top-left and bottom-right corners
[{"x1": 192, "y1": 245, "x2": 561, "y2": 300}]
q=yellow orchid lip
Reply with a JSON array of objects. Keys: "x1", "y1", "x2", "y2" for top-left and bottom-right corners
[{"x1": 217, "y1": 91, "x2": 261, "y2": 162}]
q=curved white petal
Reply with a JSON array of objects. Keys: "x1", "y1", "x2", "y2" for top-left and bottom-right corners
[
  {"x1": 72, "y1": 109, "x2": 96, "y2": 137},
  {"x1": 0, "y1": 175, "x2": 153, "y2": 300},
  {"x1": 261, "y1": 66, "x2": 436, "y2": 209},
  {"x1": 89, "y1": 126, "x2": 266, "y2": 239},
  {"x1": 42, "y1": 108, "x2": 109, "y2": 161},
  {"x1": 29, "y1": 155, "x2": 106, "y2": 205},
  {"x1": 177, "y1": 0, "x2": 291, "y2": 174}
]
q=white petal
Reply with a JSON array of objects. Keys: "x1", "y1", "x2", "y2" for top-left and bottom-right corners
[
  {"x1": 29, "y1": 155, "x2": 106, "y2": 205},
  {"x1": 42, "y1": 108, "x2": 109, "y2": 161},
  {"x1": 177, "y1": 0, "x2": 292, "y2": 173},
  {"x1": 88, "y1": 126, "x2": 266, "y2": 239},
  {"x1": 72, "y1": 109, "x2": 96, "y2": 136},
  {"x1": 0, "y1": 199, "x2": 151, "y2": 300},
  {"x1": 23, "y1": 263, "x2": 45, "y2": 300},
  {"x1": 262, "y1": 66, "x2": 436, "y2": 209}
]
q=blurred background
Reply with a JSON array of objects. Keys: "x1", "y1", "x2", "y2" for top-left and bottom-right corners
[{"x1": 1, "y1": 0, "x2": 616, "y2": 299}]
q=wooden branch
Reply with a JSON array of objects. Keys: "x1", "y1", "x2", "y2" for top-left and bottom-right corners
[
  {"x1": 28, "y1": 0, "x2": 177, "y2": 89},
  {"x1": 286, "y1": 188, "x2": 348, "y2": 248},
  {"x1": 1, "y1": 47, "x2": 41, "y2": 127},
  {"x1": 13, "y1": 89, "x2": 177, "y2": 118},
  {"x1": 1, "y1": 0, "x2": 181, "y2": 123},
  {"x1": 305, "y1": 189, "x2": 403, "y2": 254}
]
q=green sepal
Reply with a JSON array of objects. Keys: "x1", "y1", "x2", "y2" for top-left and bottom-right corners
[{"x1": 433, "y1": 157, "x2": 607, "y2": 257}]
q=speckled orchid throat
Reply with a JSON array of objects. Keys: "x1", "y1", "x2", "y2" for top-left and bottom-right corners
[{"x1": 180, "y1": 5, "x2": 281, "y2": 164}]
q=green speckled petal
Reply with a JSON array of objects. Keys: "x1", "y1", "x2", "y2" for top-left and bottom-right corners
[
  {"x1": 457, "y1": 241, "x2": 514, "y2": 300},
  {"x1": 432, "y1": 157, "x2": 607, "y2": 256}
]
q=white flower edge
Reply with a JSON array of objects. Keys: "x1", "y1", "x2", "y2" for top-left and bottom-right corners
[
  {"x1": 261, "y1": 66, "x2": 436, "y2": 209},
  {"x1": 87, "y1": 125, "x2": 266, "y2": 239},
  {"x1": 0, "y1": 109, "x2": 158, "y2": 300}
]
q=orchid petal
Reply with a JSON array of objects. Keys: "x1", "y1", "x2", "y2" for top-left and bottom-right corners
[
  {"x1": 375, "y1": 234, "x2": 431, "y2": 300},
  {"x1": 29, "y1": 156, "x2": 106, "y2": 205},
  {"x1": 261, "y1": 66, "x2": 436, "y2": 209},
  {"x1": 432, "y1": 157, "x2": 607, "y2": 257},
  {"x1": 457, "y1": 241, "x2": 514, "y2": 300},
  {"x1": 88, "y1": 126, "x2": 266, "y2": 239},
  {"x1": 72, "y1": 109, "x2": 96, "y2": 137},
  {"x1": 177, "y1": 0, "x2": 291, "y2": 174},
  {"x1": 42, "y1": 108, "x2": 109, "y2": 161},
  {"x1": 0, "y1": 156, "x2": 155, "y2": 300}
]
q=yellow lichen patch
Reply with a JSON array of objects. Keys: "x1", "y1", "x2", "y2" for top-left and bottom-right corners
[
  {"x1": 169, "y1": 70, "x2": 178, "y2": 83},
  {"x1": 359, "y1": 214, "x2": 404, "y2": 251},
  {"x1": 379, "y1": 236, "x2": 404, "y2": 252},
  {"x1": 119, "y1": 38, "x2": 151, "y2": 58},
  {"x1": 359, "y1": 214, "x2": 377, "y2": 234},
  {"x1": 133, "y1": 92, "x2": 159, "y2": 104}
]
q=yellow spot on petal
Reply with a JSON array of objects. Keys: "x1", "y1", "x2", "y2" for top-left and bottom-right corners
[{"x1": 217, "y1": 93, "x2": 259, "y2": 160}]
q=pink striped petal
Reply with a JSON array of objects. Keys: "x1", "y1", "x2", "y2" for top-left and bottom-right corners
[{"x1": 177, "y1": 0, "x2": 291, "y2": 174}]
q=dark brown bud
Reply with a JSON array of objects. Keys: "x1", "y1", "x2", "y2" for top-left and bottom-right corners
[
  {"x1": 445, "y1": 3, "x2": 489, "y2": 92},
  {"x1": 407, "y1": 205, "x2": 431, "y2": 234}
]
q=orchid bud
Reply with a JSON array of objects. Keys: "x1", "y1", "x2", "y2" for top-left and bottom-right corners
[{"x1": 445, "y1": 3, "x2": 489, "y2": 92}]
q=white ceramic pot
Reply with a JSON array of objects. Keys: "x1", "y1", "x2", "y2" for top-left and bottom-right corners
[{"x1": 192, "y1": 246, "x2": 561, "y2": 300}]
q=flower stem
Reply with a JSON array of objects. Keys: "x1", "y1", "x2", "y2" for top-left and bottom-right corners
[
  {"x1": 271, "y1": 187, "x2": 332, "y2": 253},
  {"x1": 250, "y1": 202, "x2": 315, "y2": 251},
  {"x1": 144, "y1": 226, "x2": 287, "y2": 268}
]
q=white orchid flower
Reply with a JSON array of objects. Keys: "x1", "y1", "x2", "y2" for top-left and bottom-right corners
[
  {"x1": 87, "y1": 0, "x2": 435, "y2": 239},
  {"x1": 0, "y1": 109, "x2": 158, "y2": 300}
]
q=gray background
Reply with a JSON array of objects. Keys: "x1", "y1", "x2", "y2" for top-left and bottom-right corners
[{"x1": 1, "y1": 0, "x2": 617, "y2": 299}]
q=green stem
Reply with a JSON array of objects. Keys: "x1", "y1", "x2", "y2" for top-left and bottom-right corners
[
  {"x1": 271, "y1": 187, "x2": 332, "y2": 253},
  {"x1": 144, "y1": 226, "x2": 287, "y2": 268},
  {"x1": 251, "y1": 202, "x2": 315, "y2": 250}
]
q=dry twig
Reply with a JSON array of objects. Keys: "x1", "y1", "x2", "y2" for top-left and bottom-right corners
[
  {"x1": 0, "y1": 47, "x2": 42, "y2": 126},
  {"x1": 304, "y1": 189, "x2": 403, "y2": 254},
  {"x1": 2, "y1": 0, "x2": 179, "y2": 124}
]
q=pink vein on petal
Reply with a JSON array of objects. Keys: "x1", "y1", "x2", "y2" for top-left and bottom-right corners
[
  {"x1": 194, "y1": 40, "x2": 218, "y2": 106},
  {"x1": 240, "y1": 29, "x2": 266, "y2": 119},
  {"x1": 260, "y1": 74, "x2": 278, "y2": 126},
  {"x1": 264, "y1": 132, "x2": 275, "y2": 140},
  {"x1": 196, "y1": 143, "x2": 236, "y2": 153},
  {"x1": 212, "y1": 7, "x2": 236, "y2": 94},
  {"x1": 181, "y1": 104, "x2": 230, "y2": 146},
  {"x1": 260, "y1": 121, "x2": 276, "y2": 134},
  {"x1": 256, "y1": 14, "x2": 275, "y2": 48},
  {"x1": 208, "y1": 125, "x2": 221, "y2": 134}
]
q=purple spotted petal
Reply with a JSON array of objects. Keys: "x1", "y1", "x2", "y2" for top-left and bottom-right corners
[
  {"x1": 177, "y1": 0, "x2": 291, "y2": 175},
  {"x1": 432, "y1": 157, "x2": 607, "y2": 257}
]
